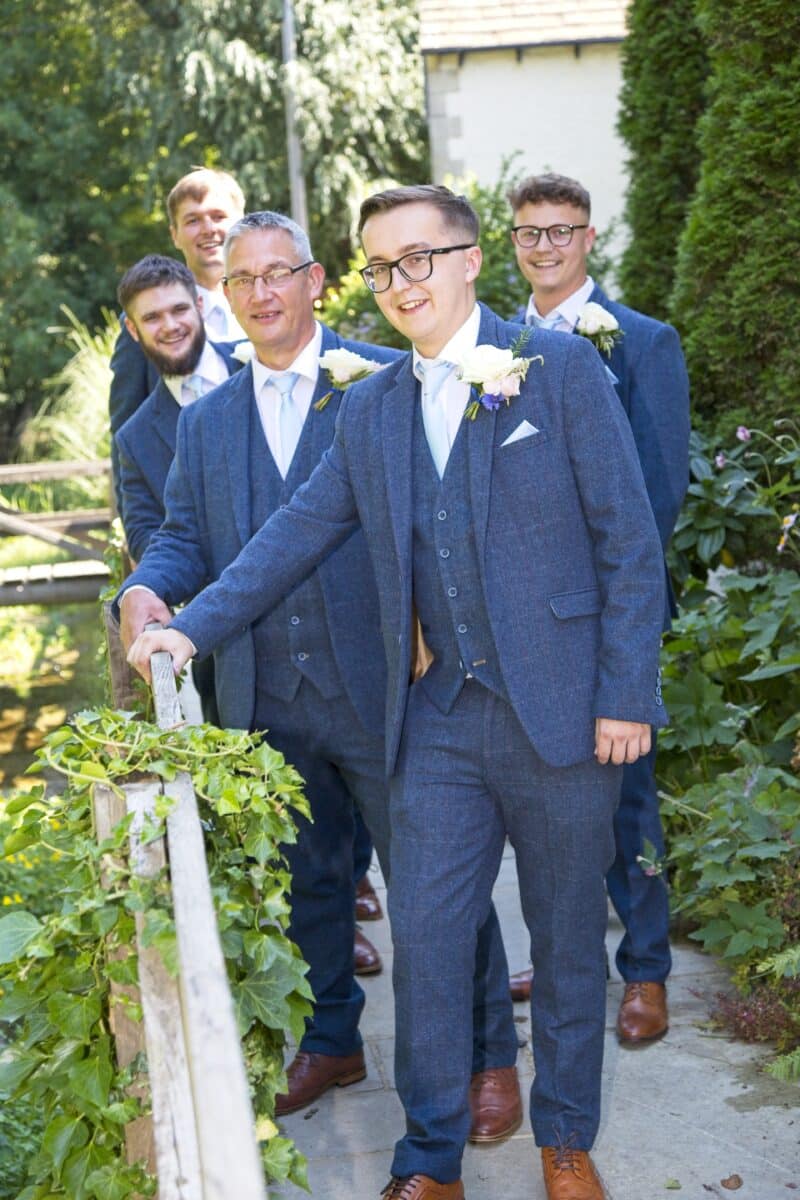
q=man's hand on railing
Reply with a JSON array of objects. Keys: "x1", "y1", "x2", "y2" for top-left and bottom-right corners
[
  {"x1": 127, "y1": 627, "x2": 195, "y2": 684},
  {"x1": 119, "y1": 587, "x2": 173, "y2": 652}
]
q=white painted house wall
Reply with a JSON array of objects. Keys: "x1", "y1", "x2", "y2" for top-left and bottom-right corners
[{"x1": 426, "y1": 42, "x2": 628, "y2": 259}]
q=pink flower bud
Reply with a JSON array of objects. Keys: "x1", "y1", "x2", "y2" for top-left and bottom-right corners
[{"x1": 736, "y1": 425, "x2": 751, "y2": 442}]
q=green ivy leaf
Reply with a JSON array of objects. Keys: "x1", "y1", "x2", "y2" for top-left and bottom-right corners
[
  {"x1": 41, "y1": 1114, "x2": 89, "y2": 1173},
  {"x1": 85, "y1": 1163, "x2": 132, "y2": 1200},
  {"x1": 0, "y1": 1049, "x2": 39, "y2": 1097},
  {"x1": 47, "y1": 992, "x2": 102, "y2": 1042},
  {"x1": 0, "y1": 911, "x2": 43, "y2": 963},
  {"x1": 68, "y1": 1043, "x2": 113, "y2": 1108}
]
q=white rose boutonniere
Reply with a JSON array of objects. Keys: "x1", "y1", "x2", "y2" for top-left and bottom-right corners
[
  {"x1": 457, "y1": 330, "x2": 543, "y2": 420},
  {"x1": 576, "y1": 302, "x2": 624, "y2": 356},
  {"x1": 231, "y1": 340, "x2": 256, "y2": 364},
  {"x1": 315, "y1": 348, "x2": 389, "y2": 410}
]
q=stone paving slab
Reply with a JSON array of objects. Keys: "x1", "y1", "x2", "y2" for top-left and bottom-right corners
[{"x1": 276, "y1": 846, "x2": 800, "y2": 1199}]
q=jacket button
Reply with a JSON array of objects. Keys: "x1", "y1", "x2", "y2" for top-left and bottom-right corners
[
  {"x1": 290, "y1": 615, "x2": 300, "y2": 625},
  {"x1": 457, "y1": 623, "x2": 468, "y2": 634},
  {"x1": 437, "y1": 510, "x2": 447, "y2": 520},
  {"x1": 297, "y1": 652, "x2": 309, "y2": 662},
  {"x1": 447, "y1": 587, "x2": 458, "y2": 597},
  {"x1": 439, "y1": 548, "x2": 450, "y2": 558}
]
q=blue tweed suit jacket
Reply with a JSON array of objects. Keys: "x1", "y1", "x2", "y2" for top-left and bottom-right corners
[
  {"x1": 514, "y1": 285, "x2": 690, "y2": 621},
  {"x1": 168, "y1": 304, "x2": 667, "y2": 773},
  {"x1": 116, "y1": 341, "x2": 242, "y2": 562},
  {"x1": 120, "y1": 324, "x2": 400, "y2": 735}
]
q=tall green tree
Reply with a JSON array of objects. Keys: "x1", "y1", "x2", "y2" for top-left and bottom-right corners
[
  {"x1": 669, "y1": 0, "x2": 800, "y2": 428},
  {"x1": 0, "y1": 1, "x2": 166, "y2": 456},
  {"x1": 0, "y1": 0, "x2": 427, "y2": 455},
  {"x1": 616, "y1": 0, "x2": 709, "y2": 319}
]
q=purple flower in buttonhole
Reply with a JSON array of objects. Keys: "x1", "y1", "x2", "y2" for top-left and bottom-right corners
[
  {"x1": 480, "y1": 392, "x2": 505, "y2": 413},
  {"x1": 715, "y1": 452, "x2": 727, "y2": 469},
  {"x1": 736, "y1": 425, "x2": 752, "y2": 442}
]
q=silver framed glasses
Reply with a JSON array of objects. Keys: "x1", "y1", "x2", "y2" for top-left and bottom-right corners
[{"x1": 223, "y1": 261, "x2": 314, "y2": 291}]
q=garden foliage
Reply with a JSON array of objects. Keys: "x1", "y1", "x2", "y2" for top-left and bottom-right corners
[
  {"x1": 616, "y1": 0, "x2": 709, "y2": 319},
  {"x1": 0, "y1": 712, "x2": 314, "y2": 1198},
  {"x1": 660, "y1": 418, "x2": 800, "y2": 1072}
]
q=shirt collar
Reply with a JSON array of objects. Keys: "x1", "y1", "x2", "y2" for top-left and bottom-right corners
[
  {"x1": 525, "y1": 276, "x2": 595, "y2": 329},
  {"x1": 412, "y1": 304, "x2": 481, "y2": 376},
  {"x1": 163, "y1": 341, "x2": 228, "y2": 405},
  {"x1": 196, "y1": 284, "x2": 246, "y2": 340},
  {"x1": 251, "y1": 322, "x2": 322, "y2": 397}
]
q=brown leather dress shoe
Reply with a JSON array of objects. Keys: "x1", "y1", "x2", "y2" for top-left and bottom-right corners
[
  {"x1": 509, "y1": 966, "x2": 533, "y2": 1002},
  {"x1": 468, "y1": 1065, "x2": 523, "y2": 1143},
  {"x1": 275, "y1": 1048, "x2": 366, "y2": 1115},
  {"x1": 356, "y1": 874, "x2": 384, "y2": 921},
  {"x1": 541, "y1": 1147, "x2": 606, "y2": 1199},
  {"x1": 616, "y1": 981, "x2": 668, "y2": 1044},
  {"x1": 380, "y1": 1175, "x2": 465, "y2": 1199},
  {"x1": 354, "y1": 926, "x2": 383, "y2": 975}
]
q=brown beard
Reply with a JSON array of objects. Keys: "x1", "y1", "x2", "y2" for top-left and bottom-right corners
[{"x1": 140, "y1": 322, "x2": 206, "y2": 377}]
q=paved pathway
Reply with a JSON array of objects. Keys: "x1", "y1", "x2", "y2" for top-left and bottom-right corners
[{"x1": 278, "y1": 844, "x2": 800, "y2": 1199}]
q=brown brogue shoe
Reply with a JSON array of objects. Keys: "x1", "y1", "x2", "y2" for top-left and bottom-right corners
[
  {"x1": 468, "y1": 1065, "x2": 523, "y2": 1143},
  {"x1": 616, "y1": 981, "x2": 668, "y2": 1044},
  {"x1": 380, "y1": 1175, "x2": 465, "y2": 1199},
  {"x1": 541, "y1": 1147, "x2": 606, "y2": 1200},
  {"x1": 509, "y1": 966, "x2": 533, "y2": 1002},
  {"x1": 356, "y1": 875, "x2": 384, "y2": 921},
  {"x1": 275, "y1": 1049, "x2": 366, "y2": 1115},
  {"x1": 354, "y1": 927, "x2": 383, "y2": 975}
]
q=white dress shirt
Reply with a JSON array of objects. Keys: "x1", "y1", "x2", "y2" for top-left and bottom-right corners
[
  {"x1": 525, "y1": 275, "x2": 595, "y2": 333},
  {"x1": 163, "y1": 341, "x2": 231, "y2": 407},
  {"x1": 252, "y1": 322, "x2": 323, "y2": 478},
  {"x1": 412, "y1": 304, "x2": 481, "y2": 473},
  {"x1": 196, "y1": 284, "x2": 246, "y2": 342}
]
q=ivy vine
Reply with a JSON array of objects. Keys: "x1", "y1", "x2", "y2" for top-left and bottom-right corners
[{"x1": 0, "y1": 709, "x2": 313, "y2": 1199}]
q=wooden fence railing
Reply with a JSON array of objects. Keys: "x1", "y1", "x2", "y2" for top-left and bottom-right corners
[
  {"x1": 0, "y1": 459, "x2": 112, "y2": 605},
  {"x1": 95, "y1": 609, "x2": 268, "y2": 1199}
]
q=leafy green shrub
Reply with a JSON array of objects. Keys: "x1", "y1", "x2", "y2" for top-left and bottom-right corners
[
  {"x1": 0, "y1": 712, "x2": 313, "y2": 1198},
  {"x1": 660, "y1": 414, "x2": 800, "y2": 1067}
]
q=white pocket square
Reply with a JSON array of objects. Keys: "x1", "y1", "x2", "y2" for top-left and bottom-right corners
[{"x1": 501, "y1": 420, "x2": 540, "y2": 447}]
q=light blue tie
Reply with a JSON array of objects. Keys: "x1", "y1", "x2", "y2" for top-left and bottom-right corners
[
  {"x1": 182, "y1": 372, "x2": 206, "y2": 405},
  {"x1": 526, "y1": 310, "x2": 563, "y2": 331},
  {"x1": 418, "y1": 358, "x2": 455, "y2": 479},
  {"x1": 270, "y1": 371, "x2": 302, "y2": 476}
]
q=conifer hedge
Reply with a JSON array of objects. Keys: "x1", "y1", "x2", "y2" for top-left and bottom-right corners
[
  {"x1": 616, "y1": 0, "x2": 708, "y2": 320},
  {"x1": 669, "y1": 0, "x2": 800, "y2": 428}
]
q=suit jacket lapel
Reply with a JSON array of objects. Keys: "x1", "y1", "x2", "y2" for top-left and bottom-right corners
[
  {"x1": 151, "y1": 381, "x2": 179, "y2": 455},
  {"x1": 467, "y1": 305, "x2": 508, "y2": 567},
  {"x1": 222, "y1": 365, "x2": 256, "y2": 547},
  {"x1": 381, "y1": 357, "x2": 416, "y2": 581}
]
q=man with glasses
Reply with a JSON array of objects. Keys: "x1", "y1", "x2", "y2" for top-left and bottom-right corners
[
  {"x1": 117, "y1": 211, "x2": 401, "y2": 1115},
  {"x1": 126, "y1": 185, "x2": 667, "y2": 1200},
  {"x1": 506, "y1": 173, "x2": 690, "y2": 1049}
]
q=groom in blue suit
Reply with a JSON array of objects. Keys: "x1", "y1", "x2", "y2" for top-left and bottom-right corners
[
  {"x1": 507, "y1": 173, "x2": 690, "y2": 1047},
  {"x1": 128, "y1": 187, "x2": 667, "y2": 1200}
]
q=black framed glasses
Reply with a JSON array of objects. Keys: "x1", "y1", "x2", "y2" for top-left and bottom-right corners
[
  {"x1": 223, "y1": 261, "x2": 314, "y2": 291},
  {"x1": 360, "y1": 244, "x2": 475, "y2": 293},
  {"x1": 510, "y1": 224, "x2": 588, "y2": 249}
]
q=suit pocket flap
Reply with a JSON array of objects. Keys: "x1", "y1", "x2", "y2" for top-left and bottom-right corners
[{"x1": 548, "y1": 587, "x2": 603, "y2": 619}]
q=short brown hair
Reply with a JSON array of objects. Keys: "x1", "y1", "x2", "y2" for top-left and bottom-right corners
[
  {"x1": 117, "y1": 255, "x2": 197, "y2": 312},
  {"x1": 507, "y1": 173, "x2": 591, "y2": 217},
  {"x1": 167, "y1": 167, "x2": 245, "y2": 225},
  {"x1": 358, "y1": 184, "x2": 480, "y2": 244}
]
